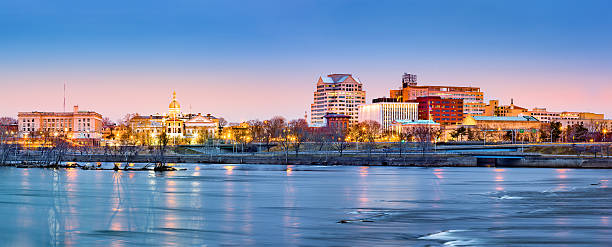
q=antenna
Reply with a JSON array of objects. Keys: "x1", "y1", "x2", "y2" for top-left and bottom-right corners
[{"x1": 63, "y1": 81, "x2": 66, "y2": 112}]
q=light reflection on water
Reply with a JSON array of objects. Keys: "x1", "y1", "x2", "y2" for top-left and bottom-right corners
[{"x1": 0, "y1": 165, "x2": 610, "y2": 246}]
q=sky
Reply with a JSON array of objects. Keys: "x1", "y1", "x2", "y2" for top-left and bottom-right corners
[{"x1": 0, "y1": 0, "x2": 611, "y2": 123}]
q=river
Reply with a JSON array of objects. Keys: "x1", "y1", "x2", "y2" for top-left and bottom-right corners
[{"x1": 0, "y1": 164, "x2": 610, "y2": 246}]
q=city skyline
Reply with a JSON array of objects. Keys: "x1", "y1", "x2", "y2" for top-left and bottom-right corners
[{"x1": 1, "y1": 0, "x2": 611, "y2": 121}]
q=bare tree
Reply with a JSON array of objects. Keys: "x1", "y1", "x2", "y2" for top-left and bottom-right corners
[
  {"x1": 247, "y1": 120, "x2": 265, "y2": 152},
  {"x1": 0, "y1": 117, "x2": 17, "y2": 125},
  {"x1": 154, "y1": 131, "x2": 170, "y2": 171},
  {"x1": 289, "y1": 119, "x2": 309, "y2": 156},
  {"x1": 0, "y1": 124, "x2": 16, "y2": 164},
  {"x1": 277, "y1": 125, "x2": 291, "y2": 164},
  {"x1": 397, "y1": 130, "x2": 413, "y2": 157},
  {"x1": 217, "y1": 117, "x2": 228, "y2": 135},
  {"x1": 310, "y1": 127, "x2": 331, "y2": 152},
  {"x1": 330, "y1": 126, "x2": 349, "y2": 156},
  {"x1": 102, "y1": 117, "x2": 114, "y2": 127},
  {"x1": 263, "y1": 116, "x2": 286, "y2": 152},
  {"x1": 408, "y1": 125, "x2": 440, "y2": 154},
  {"x1": 349, "y1": 121, "x2": 381, "y2": 157}
]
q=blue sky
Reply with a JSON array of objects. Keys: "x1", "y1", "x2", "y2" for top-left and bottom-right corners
[{"x1": 0, "y1": 0, "x2": 611, "y2": 121}]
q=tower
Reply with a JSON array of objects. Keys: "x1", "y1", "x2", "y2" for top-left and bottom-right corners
[
  {"x1": 402, "y1": 73, "x2": 417, "y2": 88},
  {"x1": 168, "y1": 91, "x2": 181, "y2": 118}
]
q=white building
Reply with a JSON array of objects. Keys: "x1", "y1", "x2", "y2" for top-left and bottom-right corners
[
  {"x1": 310, "y1": 74, "x2": 366, "y2": 127},
  {"x1": 557, "y1": 119, "x2": 612, "y2": 132},
  {"x1": 18, "y1": 105, "x2": 103, "y2": 140},
  {"x1": 358, "y1": 102, "x2": 418, "y2": 131},
  {"x1": 129, "y1": 91, "x2": 219, "y2": 140}
]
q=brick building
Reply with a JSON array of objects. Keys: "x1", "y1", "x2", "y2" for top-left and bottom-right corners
[{"x1": 417, "y1": 96, "x2": 464, "y2": 125}]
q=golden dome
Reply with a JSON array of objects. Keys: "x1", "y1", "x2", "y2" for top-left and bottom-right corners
[{"x1": 169, "y1": 91, "x2": 180, "y2": 109}]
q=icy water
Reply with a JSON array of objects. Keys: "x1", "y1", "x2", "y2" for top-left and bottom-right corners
[{"x1": 0, "y1": 164, "x2": 610, "y2": 246}]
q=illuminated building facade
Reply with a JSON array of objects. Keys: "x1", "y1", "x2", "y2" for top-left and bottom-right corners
[
  {"x1": 392, "y1": 119, "x2": 440, "y2": 134},
  {"x1": 311, "y1": 74, "x2": 366, "y2": 127},
  {"x1": 484, "y1": 99, "x2": 606, "y2": 124},
  {"x1": 324, "y1": 113, "x2": 350, "y2": 129},
  {"x1": 129, "y1": 92, "x2": 219, "y2": 140},
  {"x1": 557, "y1": 119, "x2": 612, "y2": 132},
  {"x1": 358, "y1": 102, "x2": 418, "y2": 130},
  {"x1": 494, "y1": 99, "x2": 528, "y2": 117},
  {"x1": 417, "y1": 96, "x2": 464, "y2": 125},
  {"x1": 18, "y1": 105, "x2": 103, "y2": 140},
  {"x1": 389, "y1": 73, "x2": 484, "y2": 116}
]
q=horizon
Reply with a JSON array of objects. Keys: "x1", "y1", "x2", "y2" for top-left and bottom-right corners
[{"x1": 1, "y1": 0, "x2": 611, "y2": 122}]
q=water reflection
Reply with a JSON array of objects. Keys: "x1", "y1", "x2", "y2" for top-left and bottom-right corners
[
  {"x1": 555, "y1": 169, "x2": 569, "y2": 191},
  {"x1": 359, "y1": 166, "x2": 369, "y2": 177},
  {"x1": 494, "y1": 168, "x2": 505, "y2": 191},
  {"x1": 224, "y1": 165, "x2": 235, "y2": 175},
  {"x1": 0, "y1": 165, "x2": 610, "y2": 246},
  {"x1": 433, "y1": 168, "x2": 444, "y2": 179},
  {"x1": 556, "y1": 169, "x2": 569, "y2": 179}
]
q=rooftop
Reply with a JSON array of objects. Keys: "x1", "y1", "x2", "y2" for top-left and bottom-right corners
[
  {"x1": 324, "y1": 113, "x2": 351, "y2": 118},
  {"x1": 319, "y1": 74, "x2": 360, "y2": 84},
  {"x1": 472, "y1": 116, "x2": 540, "y2": 122},
  {"x1": 394, "y1": 119, "x2": 440, "y2": 125}
]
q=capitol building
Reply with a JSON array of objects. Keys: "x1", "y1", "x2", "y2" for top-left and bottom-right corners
[{"x1": 129, "y1": 92, "x2": 219, "y2": 142}]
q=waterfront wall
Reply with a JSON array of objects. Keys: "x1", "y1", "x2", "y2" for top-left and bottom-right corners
[{"x1": 5, "y1": 153, "x2": 612, "y2": 168}]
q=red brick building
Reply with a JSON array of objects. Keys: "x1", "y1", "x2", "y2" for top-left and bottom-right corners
[
  {"x1": 324, "y1": 113, "x2": 350, "y2": 129},
  {"x1": 417, "y1": 96, "x2": 464, "y2": 125}
]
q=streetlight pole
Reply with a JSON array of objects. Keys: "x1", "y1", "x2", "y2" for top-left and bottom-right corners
[{"x1": 551, "y1": 127, "x2": 553, "y2": 144}]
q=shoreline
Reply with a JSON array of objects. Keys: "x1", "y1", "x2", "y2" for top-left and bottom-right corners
[{"x1": 2, "y1": 153, "x2": 612, "y2": 169}]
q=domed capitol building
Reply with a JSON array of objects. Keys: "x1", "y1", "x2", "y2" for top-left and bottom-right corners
[{"x1": 128, "y1": 91, "x2": 219, "y2": 142}]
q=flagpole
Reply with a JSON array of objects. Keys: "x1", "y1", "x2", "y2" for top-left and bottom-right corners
[{"x1": 63, "y1": 81, "x2": 66, "y2": 112}]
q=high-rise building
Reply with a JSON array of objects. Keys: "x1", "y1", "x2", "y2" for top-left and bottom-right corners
[
  {"x1": 417, "y1": 96, "x2": 464, "y2": 125},
  {"x1": 310, "y1": 74, "x2": 366, "y2": 127},
  {"x1": 358, "y1": 102, "x2": 418, "y2": 130},
  {"x1": 390, "y1": 73, "x2": 485, "y2": 116}
]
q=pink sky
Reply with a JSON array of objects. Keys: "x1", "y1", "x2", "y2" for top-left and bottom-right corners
[{"x1": 1, "y1": 64, "x2": 610, "y2": 123}]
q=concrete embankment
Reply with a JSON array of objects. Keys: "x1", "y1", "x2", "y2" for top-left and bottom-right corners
[
  {"x1": 5, "y1": 153, "x2": 612, "y2": 168},
  {"x1": 50, "y1": 154, "x2": 478, "y2": 167},
  {"x1": 520, "y1": 156, "x2": 612, "y2": 168}
]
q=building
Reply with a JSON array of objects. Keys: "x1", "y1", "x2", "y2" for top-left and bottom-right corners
[
  {"x1": 484, "y1": 99, "x2": 604, "y2": 124},
  {"x1": 324, "y1": 113, "x2": 350, "y2": 130},
  {"x1": 358, "y1": 102, "x2": 418, "y2": 130},
  {"x1": 18, "y1": 105, "x2": 103, "y2": 142},
  {"x1": 494, "y1": 99, "x2": 528, "y2": 117},
  {"x1": 401, "y1": 73, "x2": 417, "y2": 88},
  {"x1": 528, "y1": 108, "x2": 561, "y2": 123},
  {"x1": 0, "y1": 123, "x2": 18, "y2": 135},
  {"x1": 389, "y1": 73, "x2": 485, "y2": 116},
  {"x1": 483, "y1": 100, "x2": 499, "y2": 116},
  {"x1": 461, "y1": 116, "x2": 542, "y2": 142},
  {"x1": 462, "y1": 116, "x2": 542, "y2": 130},
  {"x1": 392, "y1": 119, "x2": 440, "y2": 133},
  {"x1": 310, "y1": 74, "x2": 366, "y2": 127},
  {"x1": 579, "y1": 112, "x2": 604, "y2": 120},
  {"x1": 417, "y1": 96, "x2": 464, "y2": 125},
  {"x1": 129, "y1": 92, "x2": 219, "y2": 142},
  {"x1": 371, "y1": 97, "x2": 399, "y2": 103},
  {"x1": 556, "y1": 119, "x2": 612, "y2": 132}
]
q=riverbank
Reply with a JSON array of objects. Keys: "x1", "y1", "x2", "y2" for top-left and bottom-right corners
[{"x1": 3, "y1": 152, "x2": 612, "y2": 168}]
